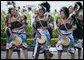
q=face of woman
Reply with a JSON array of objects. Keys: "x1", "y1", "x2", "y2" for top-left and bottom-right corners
[
  {"x1": 11, "y1": 9, "x2": 16, "y2": 16},
  {"x1": 69, "y1": 6, "x2": 74, "y2": 13},
  {"x1": 60, "y1": 11, "x2": 66, "y2": 19},
  {"x1": 38, "y1": 9, "x2": 44, "y2": 17}
]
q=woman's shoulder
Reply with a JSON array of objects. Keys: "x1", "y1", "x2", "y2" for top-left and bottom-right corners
[{"x1": 8, "y1": 17, "x2": 16, "y2": 23}]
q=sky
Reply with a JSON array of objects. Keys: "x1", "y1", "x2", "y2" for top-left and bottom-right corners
[{"x1": 1, "y1": 1, "x2": 83, "y2": 13}]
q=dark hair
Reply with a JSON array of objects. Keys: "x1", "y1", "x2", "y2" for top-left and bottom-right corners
[
  {"x1": 7, "y1": 2, "x2": 11, "y2": 5},
  {"x1": 74, "y1": 2, "x2": 83, "y2": 11},
  {"x1": 8, "y1": 8, "x2": 15, "y2": 14},
  {"x1": 60, "y1": 7, "x2": 69, "y2": 18},
  {"x1": 68, "y1": 5, "x2": 73, "y2": 9},
  {"x1": 39, "y1": 5, "x2": 46, "y2": 13},
  {"x1": 12, "y1": 1, "x2": 16, "y2": 8},
  {"x1": 18, "y1": 6, "x2": 20, "y2": 9},
  {"x1": 40, "y1": 1, "x2": 50, "y2": 12},
  {"x1": 28, "y1": 7, "x2": 31, "y2": 11}
]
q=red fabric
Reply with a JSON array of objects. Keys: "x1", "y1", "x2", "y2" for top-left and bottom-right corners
[{"x1": 24, "y1": 9, "x2": 27, "y2": 12}]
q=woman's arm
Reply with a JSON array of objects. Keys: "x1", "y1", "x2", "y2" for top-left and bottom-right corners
[
  {"x1": 34, "y1": 17, "x2": 41, "y2": 38},
  {"x1": 56, "y1": 28, "x2": 64, "y2": 38},
  {"x1": 56, "y1": 20, "x2": 66, "y2": 39},
  {"x1": 8, "y1": 19, "x2": 15, "y2": 40},
  {"x1": 68, "y1": 24, "x2": 77, "y2": 32},
  {"x1": 17, "y1": 16, "x2": 27, "y2": 30},
  {"x1": 18, "y1": 20, "x2": 26, "y2": 30},
  {"x1": 67, "y1": 19, "x2": 77, "y2": 32},
  {"x1": 4, "y1": 16, "x2": 7, "y2": 27},
  {"x1": 8, "y1": 28, "x2": 15, "y2": 40},
  {"x1": 4, "y1": 16, "x2": 8, "y2": 31}
]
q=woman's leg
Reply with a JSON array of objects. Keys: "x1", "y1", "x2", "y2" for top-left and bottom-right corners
[
  {"x1": 78, "y1": 48, "x2": 81, "y2": 59},
  {"x1": 44, "y1": 50, "x2": 51, "y2": 59},
  {"x1": 22, "y1": 47, "x2": 28, "y2": 59},
  {"x1": 35, "y1": 46, "x2": 41, "y2": 59},
  {"x1": 7, "y1": 47, "x2": 14, "y2": 59},
  {"x1": 17, "y1": 52, "x2": 20, "y2": 59},
  {"x1": 71, "y1": 53, "x2": 75, "y2": 59},
  {"x1": 65, "y1": 47, "x2": 69, "y2": 55},
  {"x1": 6, "y1": 50, "x2": 9, "y2": 59},
  {"x1": 58, "y1": 51, "x2": 62, "y2": 59},
  {"x1": 16, "y1": 47, "x2": 20, "y2": 59},
  {"x1": 49, "y1": 51, "x2": 53, "y2": 58},
  {"x1": 44, "y1": 51, "x2": 47, "y2": 59}
]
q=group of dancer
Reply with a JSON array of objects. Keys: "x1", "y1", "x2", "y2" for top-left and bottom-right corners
[{"x1": 4, "y1": 1, "x2": 83, "y2": 59}]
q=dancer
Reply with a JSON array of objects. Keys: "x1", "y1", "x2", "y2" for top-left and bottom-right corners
[
  {"x1": 4, "y1": 8, "x2": 21, "y2": 59},
  {"x1": 32, "y1": 4, "x2": 51, "y2": 59},
  {"x1": 7, "y1": 8, "x2": 28, "y2": 59},
  {"x1": 73, "y1": 2, "x2": 83, "y2": 59},
  {"x1": 55, "y1": 7, "x2": 76, "y2": 59}
]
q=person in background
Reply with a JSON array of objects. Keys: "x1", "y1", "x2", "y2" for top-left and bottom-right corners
[
  {"x1": 7, "y1": 1, "x2": 16, "y2": 8},
  {"x1": 28, "y1": 7, "x2": 32, "y2": 15},
  {"x1": 17, "y1": 6, "x2": 21, "y2": 12},
  {"x1": 23, "y1": 6, "x2": 27, "y2": 13}
]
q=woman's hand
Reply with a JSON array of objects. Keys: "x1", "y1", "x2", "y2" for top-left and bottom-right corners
[
  {"x1": 38, "y1": 35, "x2": 41, "y2": 39},
  {"x1": 12, "y1": 35, "x2": 15, "y2": 41},
  {"x1": 62, "y1": 35, "x2": 67, "y2": 40}
]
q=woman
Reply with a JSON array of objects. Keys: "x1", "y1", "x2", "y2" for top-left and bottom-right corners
[
  {"x1": 40, "y1": 1, "x2": 54, "y2": 39},
  {"x1": 56, "y1": 7, "x2": 76, "y2": 59},
  {"x1": 68, "y1": 6, "x2": 74, "y2": 14},
  {"x1": 40, "y1": 2, "x2": 54, "y2": 58},
  {"x1": 32, "y1": 5, "x2": 51, "y2": 59},
  {"x1": 7, "y1": 8, "x2": 28, "y2": 59},
  {"x1": 4, "y1": 8, "x2": 21, "y2": 59},
  {"x1": 73, "y1": 2, "x2": 83, "y2": 59}
]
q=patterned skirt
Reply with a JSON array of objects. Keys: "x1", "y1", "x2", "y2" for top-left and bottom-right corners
[
  {"x1": 74, "y1": 38, "x2": 83, "y2": 49},
  {"x1": 56, "y1": 30, "x2": 75, "y2": 54},
  {"x1": 32, "y1": 29, "x2": 51, "y2": 58},
  {"x1": 6, "y1": 28, "x2": 28, "y2": 49}
]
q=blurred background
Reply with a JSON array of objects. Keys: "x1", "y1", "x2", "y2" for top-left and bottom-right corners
[{"x1": 1, "y1": 1, "x2": 83, "y2": 13}]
